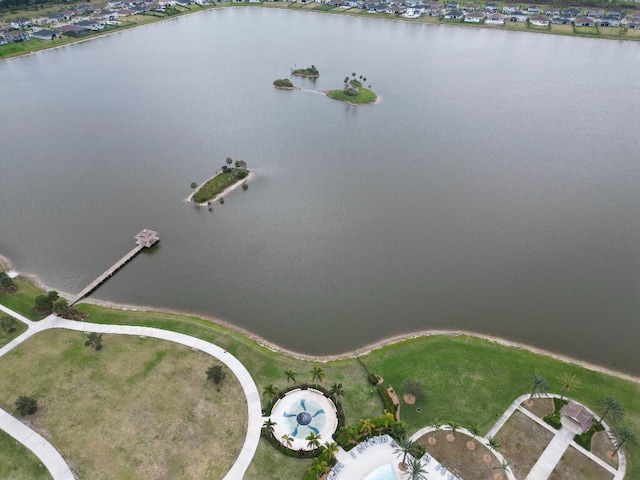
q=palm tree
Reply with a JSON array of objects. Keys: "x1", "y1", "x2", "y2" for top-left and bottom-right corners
[
  {"x1": 469, "y1": 424, "x2": 481, "y2": 437},
  {"x1": 487, "y1": 436, "x2": 500, "y2": 451},
  {"x1": 190, "y1": 182, "x2": 197, "y2": 191},
  {"x1": 330, "y1": 382, "x2": 345, "y2": 402},
  {"x1": 405, "y1": 457, "x2": 427, "y2": 480},
  {"x1": 310, "y1": 457, "x2": 330, "y2": 480},
  {"x1": 306, "y1": 431, "x2": 322, "y2": 450},
  {"x1": 529, "y1": 374, "x2": 548, "y2": 400},
  {"x1": 263, "y1": 384, "x2": 279, "y2": 401},
  {"x1": 226, "y1": 157, "x2": 233, "y2": 166},
  {"x1": 557, "y1": 372, "x2": 581, "y2": 400},
  {"x1": 493, "y1": 461, "x2": 512, "y2": 472},
  {"x1": 281, "y1": 433, "x2": 294, "y2": 449},
  {"x1": 262, "y1": 418, "x2": 276, "y2": 437},
  {"x1": 285, "y1": 369, "x2": 297, "y2": 385},
  {"x1": 310, "y1": 366, "x2": 325, "y2": 388},
  {"x1": 393, "y1": 436, "x2": 415, "y2": 465},
  {"x1": 322, "y1": 441, "x2": 339, "y2": 462},
  {"x1": 611, "y1": 425, "x2": 638, "y2": 455},
  {"x1": 597, "y1": 397, "x2": 626, "y2": 424},
  {"x1": 359, "y1": 418, "x2": 375, "y2": 437}
]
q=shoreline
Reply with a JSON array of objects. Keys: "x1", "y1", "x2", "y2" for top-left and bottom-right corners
[
  {"x1": 0, "y1": 4, "x2": 636, "y2": 66},
  {"x1": 1, "y1": 253, "x2": 638, "y2": 384}
]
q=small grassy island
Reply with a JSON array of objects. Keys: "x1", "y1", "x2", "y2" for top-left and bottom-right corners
[
  {"x1": 291, "y1": 65, "x2": 319, "y2": 78},
  {"x1": 273, "y1": 78, "x2": 295, "y2": 89},
  {"x1": 192, "y1": 158, "x2": 249, "y2": 204},
  {"x1": 327, "y1": 72, "x2": 377, "y2": 105}
]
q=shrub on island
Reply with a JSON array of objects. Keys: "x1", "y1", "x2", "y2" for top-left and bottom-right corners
[
  {"x1": 193, "y1": 158, "x2": 250, "y2": 204},
  {"x1": 273, "y1": 79, "x2": 294, "y2": 89},
  {"x1": 292, "y1": 65, "x2": 319, "y2": 77},
  {"x1": 327, "y1": 72, "x2": 377, "y2": 105}
]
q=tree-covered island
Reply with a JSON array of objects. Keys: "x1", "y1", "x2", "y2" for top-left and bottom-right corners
[
  {"x1": 326, "y1": 72, "x2": 377, "y2": 105},
  {"x1": 291, "y1": 65, "x2": 319, "y2": 77},
  {"x1": 273, "y1": 78, "x2": 295, "y2": 89},
  {"x1": 191, "y1": 158, "x2": 249, "y2": 204}
]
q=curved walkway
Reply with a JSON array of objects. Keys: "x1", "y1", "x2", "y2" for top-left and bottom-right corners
[{"x1": 0, "y1": 305, "x2": 262, "y2": 480}]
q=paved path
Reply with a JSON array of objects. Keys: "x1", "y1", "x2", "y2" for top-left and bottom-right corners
[{"x1": 0, "y1": 305, "x2": 262, "y2": 480}]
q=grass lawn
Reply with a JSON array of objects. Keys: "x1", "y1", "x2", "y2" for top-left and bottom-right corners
[
  {"x1": 495, "y1": 411, "x2": 554, "y2": 478},
  {"x1": 0, "y1": 276, "x2": 48, "y2": 321},
  {"x1": 327, "y1": 87, "x2": 376, "y2": 105},
  {"x1": 549, "y1": 446, "x2": 614, "y2": 480},
  {"x1": 193, "y1": 169, "x2": 248, "y2": 203},
  {"x1": 0, "y1": 316, "x2": 28, "y2": 348},
  {"x1": 244, "y1": 438, "x2": 310, "y2": 479},
  {"x1": 522, "y1": 397, "x2": 554, "y2": 418},
  {"x1": 76, "y1": 303, "x2": 640, "y2": 477},
  {"x1": 0, "y1": 429, "x2": 51, "y2": 480},
  {"x1": 0, "y1": 329, "x2": 246, "y2": 479}
]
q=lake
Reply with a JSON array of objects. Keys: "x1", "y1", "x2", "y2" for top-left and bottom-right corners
[{"x1": 1, "y1": 8, "x2": 638, "y2": 374}]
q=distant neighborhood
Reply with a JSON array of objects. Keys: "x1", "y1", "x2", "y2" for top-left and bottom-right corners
[
  {"x1": 0, "y1": 0, "x2": 211, "y2": 45},
  {"x1": 1, "y1": 0, "x2": 639, "y2": 47}
]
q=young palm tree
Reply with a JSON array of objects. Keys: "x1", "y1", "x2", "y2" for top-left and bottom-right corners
[
  {"x1": 529, "y1": 374, "x2": 548, "y2": 400},
  {"x1": 448, "y1": 420, "x2": 460, "y2": 434},
  {"x1": 330, "y1": 382, "x2": 345, "y2": 403},
  {"x1": 262, "y1": 418, "x2": 276, "y2": 437},
  {"x1": 359, "y1": 418, "x2": 375, "y2": 437},
  {"x1": 557, "y1": 372, "x2": 581, "y2": 400},
  {"x1": 310, "y1": 366, "x2": 325, "y2": 388},
  {"x1": 322, "y1": 441, "x2": 339, "y2": 462},
  {"x1": 281, "y1": 433, "x2": 294, "y2": 449},
  {"x1": 405, "y1": 457, "x2": 427, "y2": 480},
  {"x1": 611, "y1": 425, "x2": 638, "y2": 455},
  {"x1": 392, "y1": 436, "x2": 415, "y2": 465},
  {"x1": 487, "y1": 436, "x2": 500, "y2": 451},
  {"x1": 469, "y1": 424, "x2": 481, "y2": 437},
  {"x1": 285, "y1": 369, "x2": 297, "y2": 385},
  {"x1": 306, "y1": 431, "x2": 322, "y2": 450},
  {"x1": 342, "y1": 425, "x2": 360, "y2": 446},
  {"x1": 597, "y1": 396, "x2": 626, "y2": 424},
  {"x1": 263, "y1": 384, "x2": 279, "y2": 401}
]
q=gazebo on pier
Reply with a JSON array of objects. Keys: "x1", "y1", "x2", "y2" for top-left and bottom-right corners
[{"x1": 134, "y1": 229, "x2": 159, "y2": 248}]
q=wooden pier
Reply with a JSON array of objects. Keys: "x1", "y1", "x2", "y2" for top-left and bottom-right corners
[{"x1": 70, "y1": 229, "x2": 159, "y2": 306}]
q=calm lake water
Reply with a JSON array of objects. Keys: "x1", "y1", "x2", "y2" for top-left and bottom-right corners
[{"x1": 1, "y1": 8, "x2": 639, "y2": 374}]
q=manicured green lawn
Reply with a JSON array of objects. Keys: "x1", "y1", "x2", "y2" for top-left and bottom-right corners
[
  {"x1": 0, "y1": 276, "x2": 48, "y2": 321},
  {"x1": 0, "y1": 430, "x2": 51, "y2": 480},
  {"x1": 0, "y1": 316, "x2": 28, "y2": 348},
  {"x1": 244, "y1": 438, "x2": 310, "y2": 480},
  {"x1": 327, "y1": 87, "x2": 377, "y2": 105},
  {"x1": 79, "y1": 303, "x2": 640, "y2": 477}
]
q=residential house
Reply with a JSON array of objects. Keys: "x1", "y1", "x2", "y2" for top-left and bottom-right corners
[
  {"x1": 509, "y1": 11, "x2": 528, "y2": 22},
  {"x1": 444, "y1": 1, "x2": 459, "y2": 10},
  {"x1": 562, "y1": 7, "x2": 580, "y2": 18},
  {"x1": 46, "y1": 12, "x2": 64, "y2": 24},
  {"x1": 599, "y1": 15, "x2": 620, "y2": 27},
  {"x1": 485, "y1": 12, "x2": 505, "y2": 24},
  {"x1": 424, "y1": 5, "x2": 441, "y2": 16},
  {"x1": 2, "y1": 30, "x2": 31, "y2": 42},
  {"x1": 464, "y1": 11, "x2": 484, "y2": 22},
  {"x1": 502, "y1": 4, "x2": 518, "y2": 14},
  {"x1": 462, "y1": 4, "x2": 478, "y2": 12},
  {"x1": 525, "y1": 5, "x2": 539, "y2": 14},
  {"x1": 483, "y1": 3, "x2": 498, "y2": 13},
  {"x1": 529, "y1": 15, "x2": 549, "y2": 26},
  {"x1": 628, "y1": 18, "x2": 640, "y2": 29},
  {"x1": 584, "y1": 8, "x2": 604, "y2": 19},
  {"x1": 10, "y1": 18, "x2": 32, "y2": 29},
  {"x1": 75, "y1": 19, "x2": 104, "y2": 30},
  {"x1": 574, "y1": 16, "x2": 595, "y2": 27},
  {"x1": 31, "y1": 29, "x2": 60, "y2": 40},
  {"x1": 552, "y1": 14, "x2": 572, "y2": 24},
  {"x1": 543, "y1": 8, "x2": 559, "y2": 17},
  {"x1": 386, "y1": 5, "x2": 407, "y2": 13},
  {"x1": 443, "y1": 9, "x2": 463, "y2": 19},
  {"x1": 31, "y1": 15, "x2": 51, "y2": 26}
]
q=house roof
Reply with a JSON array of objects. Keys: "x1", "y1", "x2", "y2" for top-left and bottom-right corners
[{"x1": 560, "y1": 401, "x2": 594, "y2": 432}]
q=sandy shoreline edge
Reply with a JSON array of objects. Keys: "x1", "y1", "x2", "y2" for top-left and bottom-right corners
[{"x1": 1, "y1": 253, "x2": 638, "y2": 384}]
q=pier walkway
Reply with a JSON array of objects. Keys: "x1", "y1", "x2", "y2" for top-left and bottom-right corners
[
  {"x1": 69, "y1": 229, "x2": 158, "y2": 306},
  {"x1": 69, "y1": 244, "x2": 143, "y2": 305}
]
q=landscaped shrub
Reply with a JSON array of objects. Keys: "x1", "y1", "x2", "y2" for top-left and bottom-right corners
[
  {"x1": 543, "y1": 397, "x2": 568, "y2": 430},
  {"x1": 273, "y1": 78, "x2": 294, "y2": 88},
  {"x1": 368, "y1": 373, "x2": 379, "y2": 385},
  {"x1": 575, "y1": 421, "x2": 605, "y2": 451},
  {"x1": 377, "y1": 385, "x2": 398, "y2": 415}
]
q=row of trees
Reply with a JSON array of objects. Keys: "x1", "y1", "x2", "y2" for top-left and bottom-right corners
[{"x1": 33, "y1": 290, "x2": 86, "y2": 320}]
